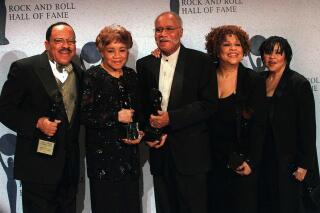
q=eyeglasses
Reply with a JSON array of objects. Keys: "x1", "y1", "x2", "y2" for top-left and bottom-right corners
[
  {"x1": 154, "y1": 26, "x2": 180, "y2": 33},
  {"x1": 52, "y1": 38, "x2": 76, "y2": 46}
]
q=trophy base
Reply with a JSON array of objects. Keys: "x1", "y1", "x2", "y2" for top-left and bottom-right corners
[
  {"x1": 144, "y1": 126, "x2": 162, "y2": 141},
  {"x1": 121, "y1": 122, "x2": 139, "y2": 140}
]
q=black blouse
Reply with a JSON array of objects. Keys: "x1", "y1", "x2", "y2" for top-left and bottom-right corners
[
  {"x1": 81, "y1": 65, "x2": 141, "y2": 181},
  {"x1": 214, "y1": 94, "x2": 237, "y2": 162}
]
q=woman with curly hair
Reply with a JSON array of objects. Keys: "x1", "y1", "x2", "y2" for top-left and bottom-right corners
[
  {"x1": 205, "y1": 25, "x2": 266, "y2": 213},
  {"x1": 81, "y1": 24, "x2": 144, "y2": 213}
]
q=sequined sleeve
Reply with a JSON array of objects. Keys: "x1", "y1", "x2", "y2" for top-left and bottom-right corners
[{"x1": 81, "y1": 67, "x2": 118, "y2": 128}]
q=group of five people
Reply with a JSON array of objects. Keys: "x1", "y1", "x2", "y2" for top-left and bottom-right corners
[{"x1": 0, "y1": 11, "x2": 318, "y2": 213}]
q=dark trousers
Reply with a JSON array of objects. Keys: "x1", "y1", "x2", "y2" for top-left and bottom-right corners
[
  {"x1": 21, "y1": 180, "x2": 77, "y2": 213},
  {"x1": 153, "y1": 152, "x2": 208, "y2": 213},
  {"x1": 89, "y1": 178, "x2": 140, "y2": 213},
  {"x1": 21, "y1": 150, "x2": 78, "y2": 213}
]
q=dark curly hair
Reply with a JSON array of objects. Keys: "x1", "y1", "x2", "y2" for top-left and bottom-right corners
[
  {"x1": 205, "y1": 25, "x2": 250, "y2": 61},
  {"x1": 96, "y1": 24, "x2": 133, "y2": 52}
]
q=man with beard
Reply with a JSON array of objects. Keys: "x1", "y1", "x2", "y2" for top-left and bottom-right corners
[
  {"x1": 137, "y1": 12, "x2": 217, "y2": 213},
  {"x1": 0, "y1": 22, "x2": 82, "y2": 213}
]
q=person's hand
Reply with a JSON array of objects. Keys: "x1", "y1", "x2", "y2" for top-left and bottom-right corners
[
  {"x1": 36, "y1": 117, "x2": 61, "y2": 136},
  {"x1": 235, "y1": 161, "x2": 252, "y2": 176},
  {"x1": 122, "y1": 131, "x2": 144, "y2": 145},
  {"x1": 118, "y1": 109, "x2": 134, "y2": 123},
  {"x1": 150, "y1": 111, "x2": 169, "y2": 128},
  {"x1": 145, "y1": 134, "x2": 167, "y2": 149},
  {"x1": 293, "y1": 167, "x2": 307, "y2": 182},
  {"x1": 151, "y1": 48, "x2": 161, "y2": 58}
]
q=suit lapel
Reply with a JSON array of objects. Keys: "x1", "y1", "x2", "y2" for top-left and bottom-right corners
[
  {"x1": 273, "y1": 67, "x2": 291, "y2": 99},
  {"x1": 152, "y1": 57, "x2": 161, "y2": 88},
  {"x1": 167, "y1": 46, "x2": 185, "y2": 110},
  {"x1": 265, "y1": 67, "x2": 291, "y2": 122},
  {"x1": 34, "y1": 53, "x2": 61, "y2": 101},
  {"x1": 33, "y1": 52, "x2": 69, "y2": 122},
  {"x1": 235, "y1": 64, "x2": 247, "y2": 104},
  {"x1": 68, "y1": 62, "x2": 82, "y2": 126}
]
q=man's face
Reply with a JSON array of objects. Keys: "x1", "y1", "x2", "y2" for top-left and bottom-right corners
[
  {"x1": 45, "y1": 25, "x2": 76, "y2": 65},
  {"x1": 154, "y1": 13, "x2": 183, "y2": 56}
]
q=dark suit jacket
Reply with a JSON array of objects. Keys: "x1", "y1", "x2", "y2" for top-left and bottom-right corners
[
  {"x1": 0, "y1": 52, "x2": 82, "y2": 184},
  {"x1": 260, "y1": 67, "x2": 319, "y2": 211},
  {"x1": 261, "y1": 67, "x2": 316, "y2": 171},
  {"x1": 136, "y1": 45, "x2": 217, "y2": 175}
]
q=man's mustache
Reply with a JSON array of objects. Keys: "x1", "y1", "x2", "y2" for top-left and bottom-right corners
[
  {"x1": 59, "y1": 48, "x2": 72, "y2": 53},
  {"x1": 159, "y1": 38, "x2": 171, "y2": 42}
]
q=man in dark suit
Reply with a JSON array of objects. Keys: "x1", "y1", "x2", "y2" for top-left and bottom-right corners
[
  {"x1": 137, "y1": 11, "x2": 217, "y2": 213},
  {"x1": 0, "y1": 22, "x2": 82, "y2": 213}
]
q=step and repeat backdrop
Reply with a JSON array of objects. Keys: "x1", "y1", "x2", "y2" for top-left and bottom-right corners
[{"x1": 0, "y1": 0, "x2": 320, "y2": 212}]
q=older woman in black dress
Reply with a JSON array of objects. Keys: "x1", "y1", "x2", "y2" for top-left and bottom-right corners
[
  {"x1": 81, "y1": 25, "x2": 144, "y2": 213},
  {"x1": 205, "y1": 25, "x2": 266, "y2": 213},
  {"x1": 258, "y1": 36, "x2": 318, "y2": 213}
]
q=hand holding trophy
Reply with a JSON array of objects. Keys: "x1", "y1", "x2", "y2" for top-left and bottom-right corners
[
  {"x1": 144, "y1": 88, "x2": 163, "y2": 142},
  {"x1": 36, "y1": 91, "x2": 63, "y2": 156},
  {"x1": 118, "y1": 80, "x2": 140, "y2": 141}
]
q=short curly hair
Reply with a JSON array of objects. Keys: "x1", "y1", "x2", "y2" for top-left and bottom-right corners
[
  {"x1": 205, "y1": 25, "x2": 250, "y2": 61},
  {"x1": 96, "y1": 24, "x2": 133, "y2": 52}
]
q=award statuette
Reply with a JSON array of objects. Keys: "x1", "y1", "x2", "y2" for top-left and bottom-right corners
[
  {"x1": 36, "y1": 92, "x2": 62, "y2": 156},
  {"x1": 118, "y1": 81, "x2": 139, "y2": 140},
  {"x1": 144, "y1": 88, "x2": 163, "y2": 141}
]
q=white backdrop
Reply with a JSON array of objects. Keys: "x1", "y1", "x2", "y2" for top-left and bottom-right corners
[{"x1": 1, "y1": 0, "x2": 320, "y2": 212}]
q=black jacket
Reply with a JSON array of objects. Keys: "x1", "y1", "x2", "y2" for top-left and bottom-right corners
[
  {"x1": 137, "y1": 45, "x2": 217, "y2": 175},
  {"x1": 0, "y1": 52, "x2": 82, "y2": 184}
]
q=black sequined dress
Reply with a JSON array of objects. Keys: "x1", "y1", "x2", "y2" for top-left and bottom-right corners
[{"x1": 81, "y1": 65, "x2": 141, "y2": 182}]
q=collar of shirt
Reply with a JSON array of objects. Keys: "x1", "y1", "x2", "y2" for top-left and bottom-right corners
[
  {"x1": 159, "y1": 46, "x2": 181, "y2": 111},
  {"x1": 161, "y1": 46, "x2": 180, "y2": 65},
  {"x1": 49, "y1": 60, "x2": 69, "y2": 83}
]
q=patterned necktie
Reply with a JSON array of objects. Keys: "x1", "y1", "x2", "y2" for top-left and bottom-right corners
[{"x1": 56, "y1": 63, "x2": 73, "y2": 73}]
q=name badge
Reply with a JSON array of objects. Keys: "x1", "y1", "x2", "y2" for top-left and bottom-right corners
[{"x1": 37, "y1": 139, "x2": 55, "y2": 156}]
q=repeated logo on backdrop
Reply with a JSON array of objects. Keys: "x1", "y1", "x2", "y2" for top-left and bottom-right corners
[
  {"x1": 0, "y1": 134, "x2": 17, "y2": 213},
  {"x1": 170, "y1": 0, "x2": 180, "y2": 14},
  {"x1": 248, "y1": 35, "x2": 266, "y2": 72},
  {"x1": 0, "y1": 0, "x2": 9, "y2": 45}
]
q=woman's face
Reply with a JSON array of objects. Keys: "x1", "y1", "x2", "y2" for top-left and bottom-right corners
[
  {"x1": 263, "y1": 43, "x2": 286, "y2": 73},
  {"x1": 101, "y1": 41, "x2": 128, "y2": 72},
  {"x1": 218, "y1": 34, "x2": 244, "y2": 66}
]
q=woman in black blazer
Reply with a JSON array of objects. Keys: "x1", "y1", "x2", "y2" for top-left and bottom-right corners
[
  {"x1": 205, "y1": 25, "x2": 266, "y2": 213},
  {"x1": 258, "y1": 36, "x2": 318, "y2": 213}
]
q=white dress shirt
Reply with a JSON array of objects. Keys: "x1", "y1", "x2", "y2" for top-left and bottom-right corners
[
  {"x1": 158, "y1": 47, "x2": 180, "y2": 111},
  {"x1": 49, "y1": 60, "x2": 69, "y2": 83}
]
